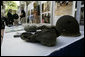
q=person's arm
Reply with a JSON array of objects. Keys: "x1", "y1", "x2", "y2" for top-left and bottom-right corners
[
  {"x1": 1, "y1": 29, "x2": 4, "y2": 42},
  {"x1": 1, "y1": 17, "x2": 5, "y2": 44}
]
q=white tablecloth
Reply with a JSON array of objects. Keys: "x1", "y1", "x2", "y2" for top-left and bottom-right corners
[{"x1": 1, "y1": 28, "x2": 84, "y2": 56}]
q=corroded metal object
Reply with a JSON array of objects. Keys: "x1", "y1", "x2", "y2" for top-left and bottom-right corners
[
  {"x1": 24, "y1": 25, "x2": 37, "y2": 32},
  {"x1": 21, "y1": 25, "x2": 60, "y2": 47},
  {"x1": 20, "y1": 32, "x2": 38, "y2": 42},
  {"x1": 37, "y1": 25, "x2": 49, "y2": 30},
  {"x1": 36, "y1": 27, "x2": 60, "y2": 46},
  {"x1": 56, "y1": 15, "x2": 81, "y2": 36}
]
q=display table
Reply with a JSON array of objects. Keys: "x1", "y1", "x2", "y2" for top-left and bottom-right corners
[{"x1": 1, "y1": 26, "x2": 84, "y2": 56}]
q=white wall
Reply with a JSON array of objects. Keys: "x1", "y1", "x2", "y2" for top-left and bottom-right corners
[{"x1": 53, "y1": 16, "x2": 61, "y2": 26}]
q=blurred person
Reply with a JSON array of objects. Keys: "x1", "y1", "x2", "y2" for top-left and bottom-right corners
[
  {"x1": 1, "y1": 14, "x2": 5, "y2": 44},
  {"x1": 20, "y1": 7, "x2": 26, "y2": 24},
  {"x1": 7, "y1": 9, "x2": 14, "y2": 26},
  {"x1": 33, "y1": 9, "x2": 40, "y2": 23},
  {"x1": 13, "y1": 10, "x2": 19, "y2": 26},
  {"x1": 33, "y1": 2, "x2": 40, "y2": 23},
  {"x1": 29, "y1": 10, "x2": 34, "y2": 23}
]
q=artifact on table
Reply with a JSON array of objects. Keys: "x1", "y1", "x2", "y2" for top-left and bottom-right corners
[
  {"x1": 21, "y1": 25, "x2": 60, "y2": 47},
  {"x1": 56, "y1": 15, "x2": 81, "y2": 36}
]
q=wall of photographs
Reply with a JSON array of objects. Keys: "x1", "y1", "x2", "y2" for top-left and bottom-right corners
[
  {"x1": 27, "y1": 1, "x2": 83, "y2": 25},
  {"x1": 1, "y1": 1, "x2": 83, "y2": 26},
  {"x1": 27, "y1": 1, "x2": 52, "y2": 24}
]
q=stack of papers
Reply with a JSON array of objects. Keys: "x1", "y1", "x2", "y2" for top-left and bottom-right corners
[{"x1": 5, "y1": 26, "x2": 24, "y2": 33}]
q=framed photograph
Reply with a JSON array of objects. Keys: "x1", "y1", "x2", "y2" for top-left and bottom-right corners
[
  {"x1": 42, "y1": 1, "x2": 51, "y2": 13},
  {"x1": 55, "y1": 1, "x2": 73, "y2": 16},
  {"x1": 42, "y1": 13, "x2": 50, "y2": 23}
]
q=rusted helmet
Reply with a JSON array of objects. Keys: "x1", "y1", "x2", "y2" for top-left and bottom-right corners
[{"x1": 56, "y1": 15, "x2": 81, "y2": 36}]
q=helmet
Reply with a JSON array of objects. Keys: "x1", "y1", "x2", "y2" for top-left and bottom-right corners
[{"x1": 56, "y1": 15, "x2": 81, "y2": 36}]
